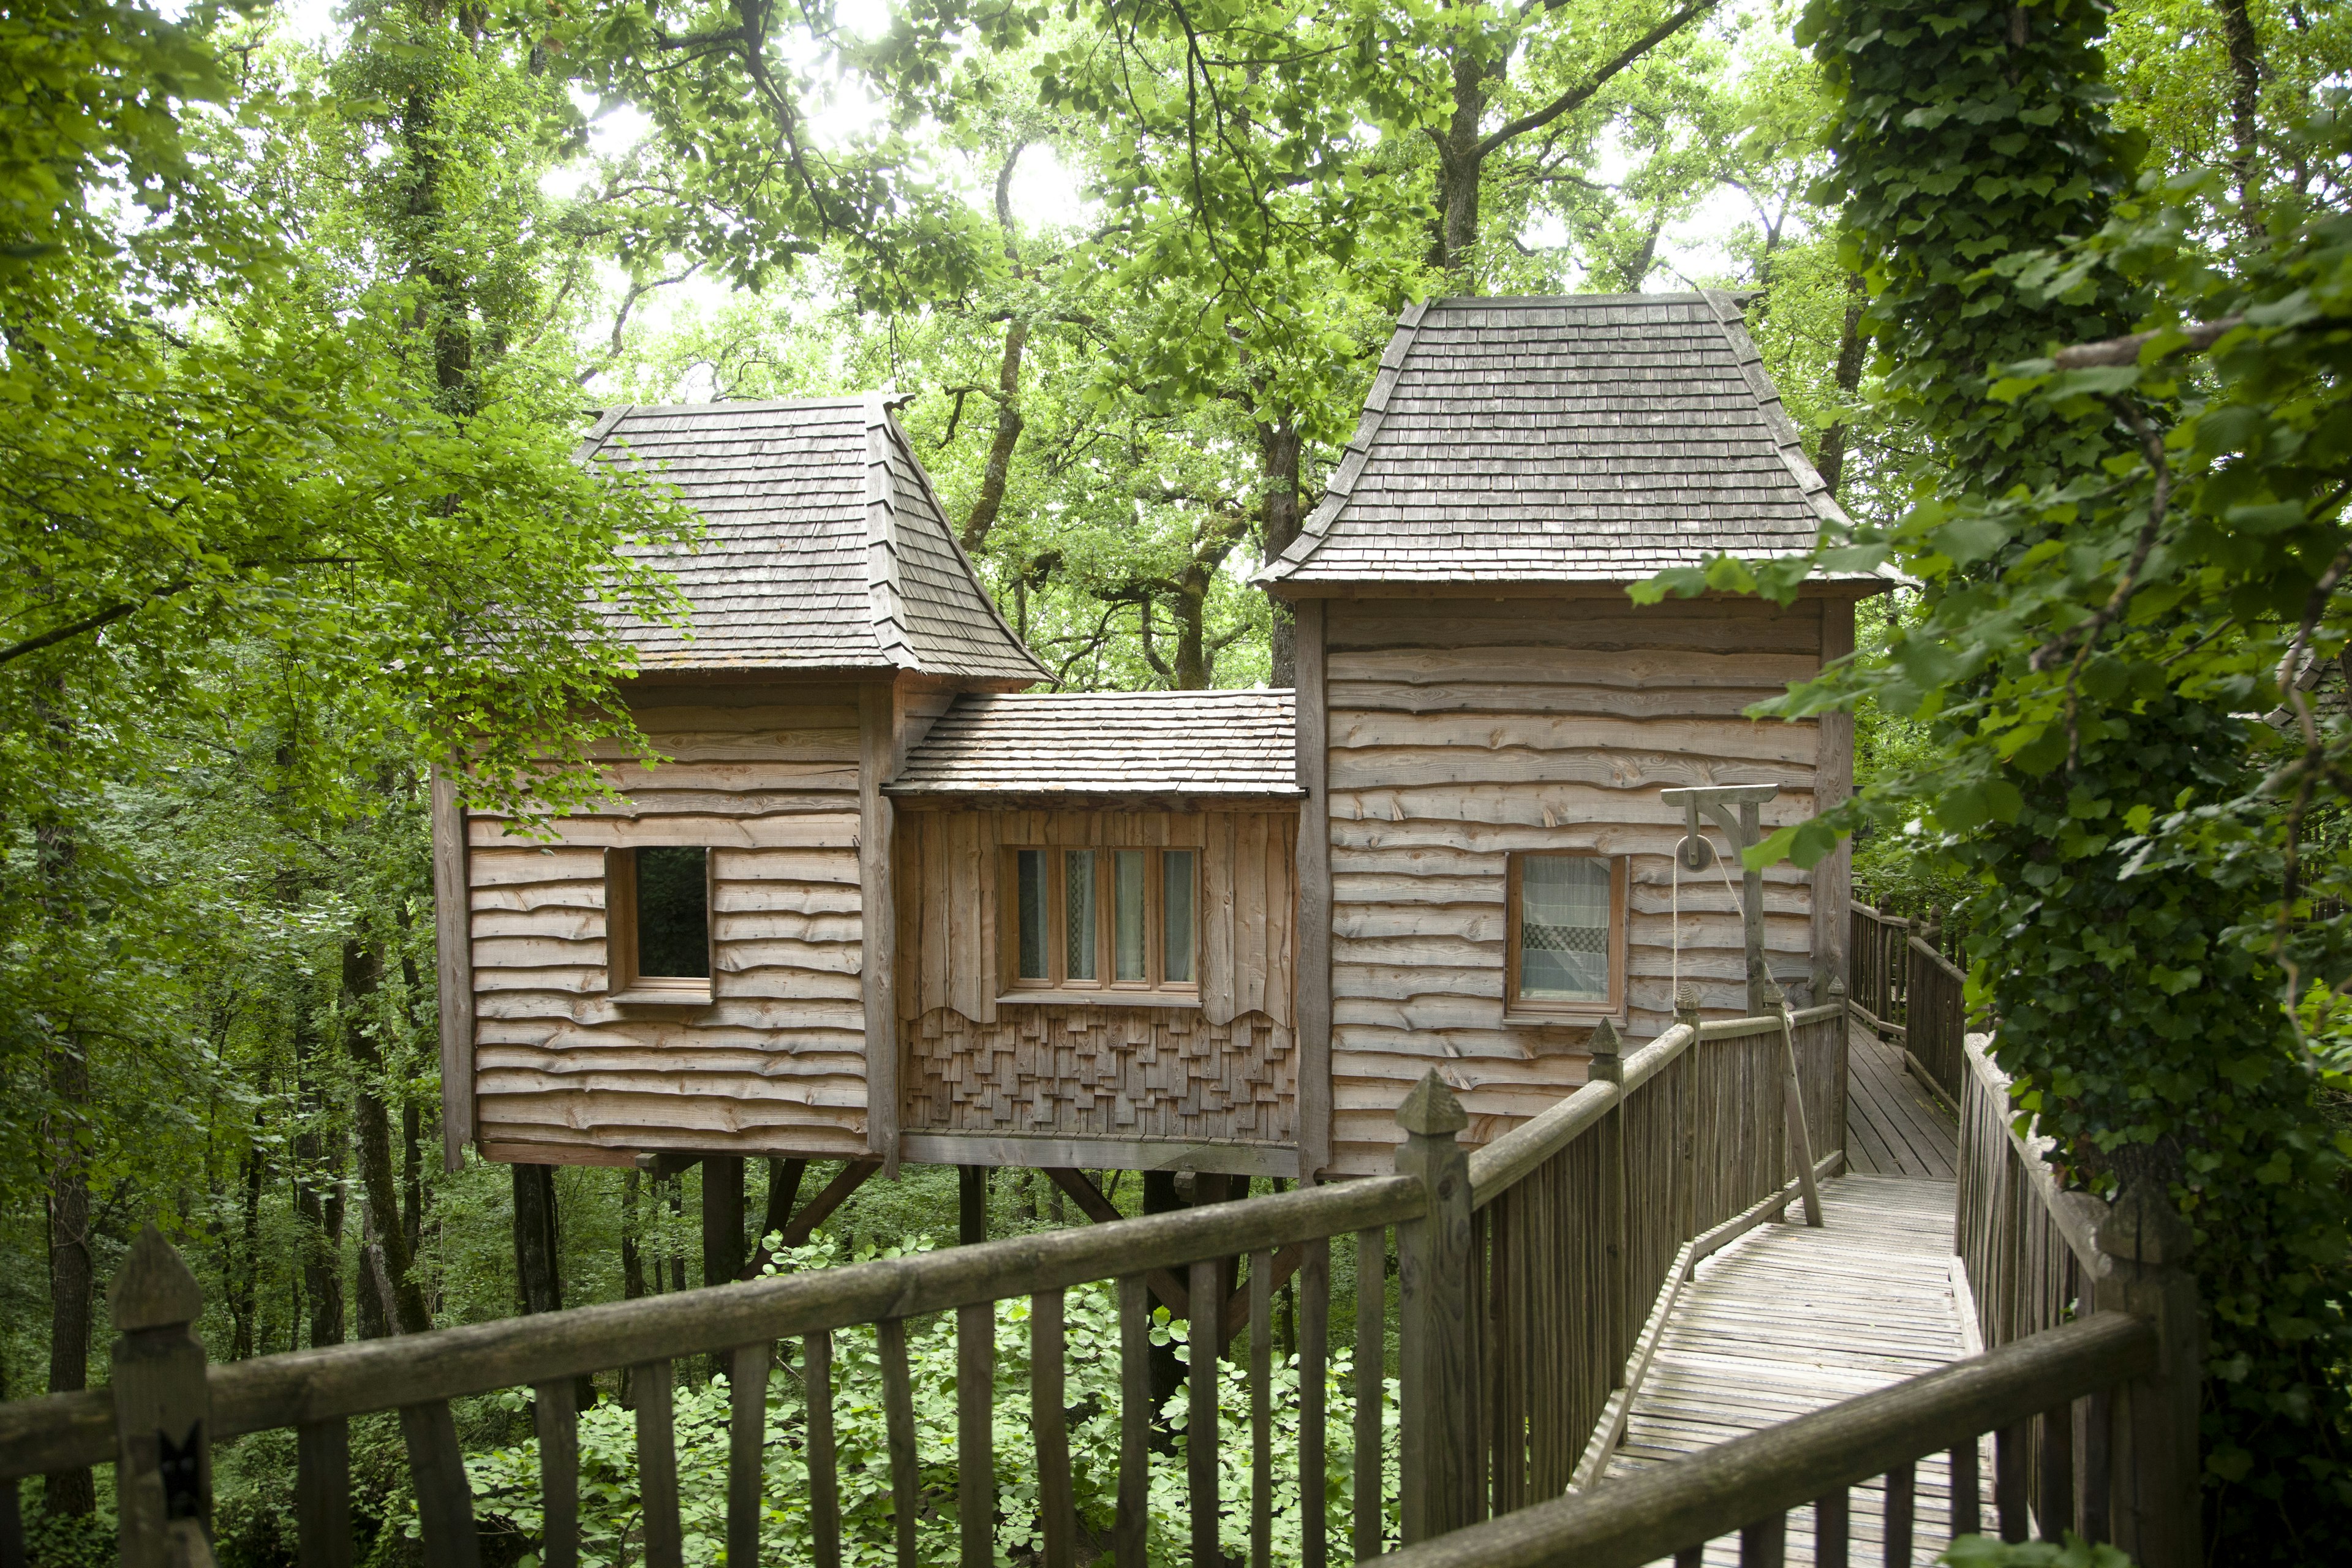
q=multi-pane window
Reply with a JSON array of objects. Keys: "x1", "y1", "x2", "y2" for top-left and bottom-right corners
[
  {"x1": 1009, "y1": 847, "x2": 1198, "y2": 994},
  {"x1": 1506, "y1": 852, "x2": 1625, "y2": 1016}
]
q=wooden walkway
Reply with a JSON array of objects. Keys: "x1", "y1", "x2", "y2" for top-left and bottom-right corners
[
  {"x1": 1847, "y1": 1022, "x2": 1960, "y2": 1179},
  {"x1": 1605, "y1": 1175, "x2": 1974, "y2": 1564}
]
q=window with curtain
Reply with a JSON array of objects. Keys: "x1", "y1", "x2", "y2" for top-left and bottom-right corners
[
  {"x1": 1009, "y1": 846, "x2": 1200, "y2": 995},
  {"x1": 1508, "y1": 852, "x2": 1624, "y2": 1015}
]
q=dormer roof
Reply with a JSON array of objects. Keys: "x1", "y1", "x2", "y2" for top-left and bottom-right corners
[
  {"x1": 1256, "y1": 292, "x2": 1864, "y2": 592},
  {"x1": 579, "y1": 396, "x2": 1047, "y2": 682}
]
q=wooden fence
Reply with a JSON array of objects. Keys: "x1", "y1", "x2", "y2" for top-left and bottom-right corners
[
  {"x1": 1850, "y1": 900, "x2": 1970, "y2": 1104},
  {"x1": 0, "y1": 998, "x2": 1844, "y2": 1568},
  {"x1": 1372, "y1": 1031, "x2": 2203, "y2": 1568}
]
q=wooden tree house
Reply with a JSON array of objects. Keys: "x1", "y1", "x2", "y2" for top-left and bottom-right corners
[{"x1": 433, "y1": 293, "x2": 1878, "y2": 1210}]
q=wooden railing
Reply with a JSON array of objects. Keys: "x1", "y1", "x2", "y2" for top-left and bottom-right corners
[
  {"x1": 1850, "y1": 900, "x2": 1969, "y2": 1103},
  {"x1": 0, "y1": 999, "x2": 1844, "y2": 1568},
  {"x1": 1374, "y1": 1031, "x2": 2204, "y2": 1568}
]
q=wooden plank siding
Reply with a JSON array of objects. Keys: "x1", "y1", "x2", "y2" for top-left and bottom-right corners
[
  {"x1": 1321, "y1": 594, "x2": 1846, "y2": 1175},
  {"x1": 892, "y1": 805, "x2": 1300, "y2": 1158},
  {"x1": 464, "y1": 681, "x2": 874, "y2": 1164}
]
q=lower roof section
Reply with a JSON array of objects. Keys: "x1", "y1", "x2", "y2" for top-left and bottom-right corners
[{"x1": 889, "y1": 689, "x2": 1300, "y2": 801}]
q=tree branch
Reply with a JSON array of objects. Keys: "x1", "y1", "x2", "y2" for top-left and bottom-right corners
[{"x1": 1473, "y1": 0, "x2": 1717, "y2": 160}]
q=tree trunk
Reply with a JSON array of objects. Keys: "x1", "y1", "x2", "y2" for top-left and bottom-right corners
[
  {"x1": 1815, "y1": 273, "x2": 1869, "y2": 500},
  {"x1": 1430, "y1": 43, "x2": 1493, "y2": 275},
  {"x1": 402, "y1": 1098, "x2": 423, "y2": 1261},
  {"x1": 43, "y1": 1031, "x2": 95, "y2": 1517},
  {"x1": 1258, "y1": 417, "x2": 1305, "y2": 687},
  {"x1": 513, "y1": 1163, "x2": 563, "y2": 1316},
  {"x1": 344, "y1": 940, "x2": 431, "y2": 1335},
  {"x1": 962, "y1": 145, "x2": 1031, "y2": 554},
  {"x1": 1142, "y1": 1170, "x2": 1186, "y2": 1452},
  {"x1": 762, "y1": 1158, "x2": 807, "y2": 1250},
  {"x1": 230, "y1": 1142, "x2": 265, "y2": 1360},
  {"x1": 2215, "y1": 0, "x2": 2265, "y2": 241},
  {"x1": 293, "y1": 997, "x2": 347, "y2": 1351}
]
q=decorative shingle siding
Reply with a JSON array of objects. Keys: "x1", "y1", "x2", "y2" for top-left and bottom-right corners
[
  {"x1": 1259, "y1": 293, "x2": 1854, "y2": 586},
  {"x1": 891, "y1": 690, "x2": 1300, "y2": 798},
  {"x1": 579, "y1": 396, "x2": 1046, "y2": 680}
]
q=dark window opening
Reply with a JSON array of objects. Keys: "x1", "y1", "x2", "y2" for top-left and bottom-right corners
[{"x1": 634, "y1": 846, "x2": 710, "y2": 979}]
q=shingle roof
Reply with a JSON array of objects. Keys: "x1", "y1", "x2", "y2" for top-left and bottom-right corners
[
  {"x1": 890, "y1": 691, "x2": 1300, "y2": 798},
  {"x1": 1256, "y1": 292, "x2": 1868, "y2": 589},
  {"x1": 578, "y1": 396, "x2": 1048, "y2": 680}
]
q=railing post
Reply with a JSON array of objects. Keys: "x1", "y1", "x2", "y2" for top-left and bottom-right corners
[
  {"x1": 2095, "y1": 1177, "x2": 2201, "y2": 1567},
  {"x1": 1395, "y1": 1071, "x2": 1477, "y2": 1544},
  {"x1": 109, "y1": 1226, "x2": 214, "y2": 1568},
  {"x1": 1677, "y1": 986, "x2": 1702, "y2": 1241},
  {"x1": 1588, "y1": 1019, "x2": 1632, "y2": 1378}
]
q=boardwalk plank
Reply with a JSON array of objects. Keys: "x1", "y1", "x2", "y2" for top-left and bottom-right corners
[{"x1": 1603, "y1": 1176, "x2": 1968, "y2": 1567}]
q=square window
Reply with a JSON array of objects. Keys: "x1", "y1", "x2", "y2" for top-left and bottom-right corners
[
  {"x1": 605, "y1": 846, "x2": 713, "y2": 1002},
  {"x1": 1507, "y1": 853, "x2": 1626, "y2": 1017}
]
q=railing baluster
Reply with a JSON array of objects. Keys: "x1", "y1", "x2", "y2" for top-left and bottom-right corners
[
  {"x1": 1950, "y1": 1437, "x2": 1982, "y2": 1536},
  {"x1": 531, "y1": 1379, "x2": 578, "y2": 1568},
  {"x1": 2081, "y1": 1389, "x2": 2112, "y2": 1543},
  {"x1": 960, "y1": 1300, "x2": 997, "y2": 1568},
  {"x1": 1673, "y1": 1550, "x2": 1703, "y2": 1568},
  {"x1": 1190, "y1": 1258, "x2": 1222, "y2": 1568},
  {"x1": 728, "y1": 1344, "x2": 769, "y2": 1568},
  {"x1": 1117, "y1": 1276, "x2": 1150, "y2": 1568},
  {"x1": 1251, "y1": 1246, "x2": 1274, "y2": 1568},
  {"x1": 0, "y1": 1474, "x2": 20, "y2": 1568},
  {"x1": 1996, "y1": 1419, "x2": 2029, "y2": 1541},
  {"x1": 1032, "y1": 1291, "x2": 1075, "y2": 1568},
  {"x1": 1354, "y1": 1226, "x2": 1385, "y2": 1561},
  {"x1": 1881, "y1": 1461, "x2": 1913, "y2": 1567},
  {"x1": 631, "y1": 1361, "x2": 683, "y2": 1568},
  {"x1": 1741, "y1": 1512, "x2": 1787, "y2": 1568},
  {"x1": 296, "y1": 1418, "x2": 353, "y2": 1568},
  {"x1": 805, "y1": 1332, "x2": 842, "y2": 1568},
  {"x1": 1814, "y1": 1487, "x2": 1849, "y2": 1568},
  {"x1": 879, "y1": 1317, "x2": 922, "y2": 1568},
  {"x1": 2035, "y1": 1401, "x2": 2074, "y2": 1540},
  {"x1": 1300, "y1": 1237, "x2": 1330, "y2": 1568}
]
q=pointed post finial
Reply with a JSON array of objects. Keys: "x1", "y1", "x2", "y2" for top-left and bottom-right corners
[
  {"x1": 1396, "y1": 1070, "x2": 1468, "y2": 1138},
  {"x1": 111, "y1": 1225, "x2": 203, "y2": 1333},
  {"x1": 1588, "y1": 1017, "x2": 1625, "y2": 1086}
]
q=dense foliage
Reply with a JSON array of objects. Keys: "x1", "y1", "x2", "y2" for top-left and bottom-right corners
[
  {"x1": 5, "y1": 0, "x2": 2343, "y2": 1561},
  {"x1": 1637, "y1": 0, "x2": 2352, "y2": 1555}
]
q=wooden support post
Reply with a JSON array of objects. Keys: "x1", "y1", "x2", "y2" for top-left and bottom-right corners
[
  {"x1": 430, "y1": 763, "x2": 475, "y2": 1175},
  {"x1": 1740, "y1": 799, "x2": 1768, "y2": 1013},
  {"x1": 109, "y1": 1227, "x2": 212, "y2": 1568},
  {"x1": 1588, "y1": 1020, "x2": 1632, "y2": 1378},
  {"x1": 1395, "y1": 1071, "x2": 1477, "y2": 1544},
  {"x1": 959, "y1": 1165, "x2": 987, "y2": 1246},
  {"x1": 2096, "y1": 1177, "x2": 2202, "y2": 1568},
  {"x1": 859, "y1": 682, "x2": 902, "y2": 1178},
  {"x1": 1774, "y1": 995, "x2": 1824, "y2": 1228},
  {"x1": 703, "y1": 1155, "x2": 745, "y2": 1288},
  {"x1": 1294, "y1": 598, "x2": 1333, "y2": 1183}
]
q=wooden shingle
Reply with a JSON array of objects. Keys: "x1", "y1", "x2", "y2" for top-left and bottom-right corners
[
  {"x1": 889, "y1": 690, "x2": 1299, "y2": 798},
  {"x1": 1257, "y1": 293, "x2": 1871, "y2": 588},
  {"x1": 578, "y1": 396, "x2": 1047, "y2": 680}
]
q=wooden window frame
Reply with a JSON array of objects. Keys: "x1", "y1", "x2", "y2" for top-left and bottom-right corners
[
  {"x1": 1000, "y1": 846, "x2": 1200, "y2": 1005},
  {"x1": 604, "y1": 845, "x2": 716, "y2": 1006},
  {"x1": 1503, "y1": 851, "x2": 1628, "y2": 1024}
]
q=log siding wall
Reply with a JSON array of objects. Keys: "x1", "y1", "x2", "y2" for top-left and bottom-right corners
[
  {"x1": 464, "y1": 682, "x2": 873, "y2": 1164},
  {"x1": 1322, "y1": 594, "x2": 1840, "y2": 1174},
  {"x1": 893, "y1": 805, "x2": 1300, "y2": 1154}
]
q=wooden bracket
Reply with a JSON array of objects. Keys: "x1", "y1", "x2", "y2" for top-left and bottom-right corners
[{"x1": 737, "y1": 1159, "x2": 883, "y2": 1280}]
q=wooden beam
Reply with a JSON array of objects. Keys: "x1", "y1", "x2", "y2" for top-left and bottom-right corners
[
  {"x1": 1041, "y1": 1169, "x2": 1188, "y2": 1316},
  {"x1": 1218, "y1": 1245, "x2": 1303, "y2": 1348},
  {"x1": 1294, "y1": 599, "x2": 1333, "y2": 1183},
  {"x1": 737, "y1": 1160, "x2": 883, "y2": 1280},
  {"x1": 859, "y1": 683, "x2": 901, "y2": 1178},
  {"x1": 900, "y1": 1133, "x2": 1294, "y2": 1180},
  {"x1": 429, "y1": 764, "x2": 475, "y2": 1174}
]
